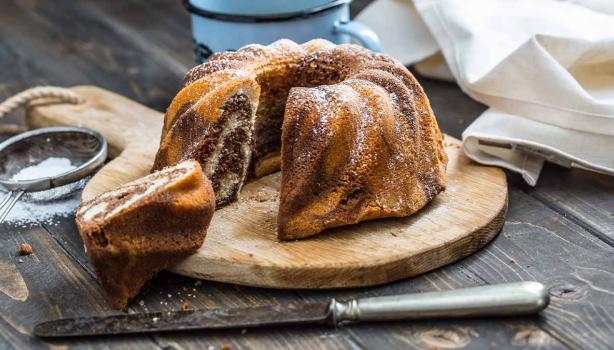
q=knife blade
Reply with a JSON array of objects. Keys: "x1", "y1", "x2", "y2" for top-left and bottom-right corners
[
  {"x1": 35, "y1": 303, "x2": 330, "y2": 337},
  {"x1": 35, "y1": 281, "x2": 549, "y2": 338}
]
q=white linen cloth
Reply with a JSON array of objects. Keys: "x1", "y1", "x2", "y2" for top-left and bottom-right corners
[{"x1": 357, "y1": 0, "x2": 614, "y2": 185}]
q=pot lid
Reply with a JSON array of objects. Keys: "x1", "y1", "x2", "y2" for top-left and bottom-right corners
[{"x1": 185, "y1": 0, "x2": 349, "y2": 18}]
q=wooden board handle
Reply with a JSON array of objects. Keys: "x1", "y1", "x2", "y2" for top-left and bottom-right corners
[{"x1": 26, "y1": 85, "x2": 164, "y2": 200}]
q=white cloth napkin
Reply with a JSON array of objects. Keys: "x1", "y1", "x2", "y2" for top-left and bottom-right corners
[{"x1": 357, "y1": 0, "x2": 614, "y2": 185}]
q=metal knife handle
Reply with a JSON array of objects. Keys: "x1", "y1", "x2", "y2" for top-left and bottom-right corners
[{"x1": 330, "y1": 281, "x2": 549, "y2": 324}]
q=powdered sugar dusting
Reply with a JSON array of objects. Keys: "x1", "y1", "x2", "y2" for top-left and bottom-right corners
[
  {"x1": 1, "y1": 179, "x2": 87, "y2": 228},
  {"x1": 10, "y1": 157, "x2": 76, "y2": 181}
]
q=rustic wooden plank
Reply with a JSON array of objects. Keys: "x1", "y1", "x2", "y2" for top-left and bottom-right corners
[
  {"x1": 133, "y1": 265, "x2": 562, "y2": 349},
  {"x1": 79, "y1": 0, "x2": 194, "y2": 78},
  {"x1": 155, "y1": 328, "x2": 365, "y2": 350},
  {"x1": 520, "y1": 163, "x2": 614, "y2": 247},
  {"x1": 0, "y1": 0, "x2": 184, "y2": 111},
  {"x1": 454, "y1": 188, "x2": 614, "y2": 349},
  {"x1": 345, "y1": 320, "x2": 564, "y2": 349}
]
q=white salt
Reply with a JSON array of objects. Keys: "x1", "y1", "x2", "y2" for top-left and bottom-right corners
[{"x1": 11, "y1": 157, "x2": 76, "y2": 181}]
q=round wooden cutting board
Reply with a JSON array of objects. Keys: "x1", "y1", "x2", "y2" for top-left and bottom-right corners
[{"x1": 27, "y1": 86, "x2": 507, "y2": 289}]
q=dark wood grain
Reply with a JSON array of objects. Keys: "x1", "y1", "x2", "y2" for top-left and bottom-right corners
[
  {"x1": 0, "y1": 0, "x2": 183, "y2": 111},
  {"x1": 459, "y1": 188, "x2": 614, "y2": 349},
  {"x1": 520, "y1": 164, "x2": 614, "y2": 246},
  {"x1": 0, "y1": 0, "x2": 613, "y2": 349}
]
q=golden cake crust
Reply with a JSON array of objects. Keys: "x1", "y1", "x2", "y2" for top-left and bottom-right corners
[
  {"x1": 279, "y1": 64, "x2": 447, "y2": 239},
  {"x1": 153, "y1": 39, "x2": 447, "y2": 240}
]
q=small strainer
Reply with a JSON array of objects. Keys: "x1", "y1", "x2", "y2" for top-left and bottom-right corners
[{"x1": 0, "y1": 126, "x2": 107, "y2": 223}]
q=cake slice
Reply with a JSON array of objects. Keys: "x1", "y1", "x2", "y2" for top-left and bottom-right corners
[
  {"x1": 76, "y1": 160, "x2": 215, "y2": 309},
  {"x1": 152, "y1": 74, "x2": 260, "y2": 207}
]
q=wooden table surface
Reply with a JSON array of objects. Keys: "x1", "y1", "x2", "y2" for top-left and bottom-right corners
[{"x1": 1, "y1": 1, "x2": 613, "y2": 349}]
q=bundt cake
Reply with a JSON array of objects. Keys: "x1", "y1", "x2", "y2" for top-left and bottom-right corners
[
  {"x1": 76, "y1": 160, "x2": 215, "y2": 309},
  {"x1": 153, "y1": 39, "x2": 447, "y2": 240}
]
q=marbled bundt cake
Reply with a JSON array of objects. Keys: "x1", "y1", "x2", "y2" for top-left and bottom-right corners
[
  {"x1": 76, "y1": 160, "x2": 215, "y2": 309},
  {"x1": 153, "y1": 39, "x2": 447, "y2": 240}
]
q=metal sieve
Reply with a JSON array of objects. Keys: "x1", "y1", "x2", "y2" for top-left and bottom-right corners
[{"x1": 0, "y1": 126, "x2": 107, "y2": 223}]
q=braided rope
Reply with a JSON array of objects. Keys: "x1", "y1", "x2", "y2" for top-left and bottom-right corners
[{"x1": 0, "y1": 86, "x2": 83, "y2": 119}]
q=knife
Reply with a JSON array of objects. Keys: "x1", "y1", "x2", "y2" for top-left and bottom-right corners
[{"x1": 35, "y1": 281, "x2": 549, "y2": 338}]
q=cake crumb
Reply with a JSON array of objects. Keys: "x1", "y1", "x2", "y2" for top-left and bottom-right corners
[
  {"x1": 510, "y1": 258, "x2": 517, "y2": 264},
  {"x1": 181, "y1": 302, "x2": 189, "y2": 311},
  {"x1": 18, "y1": 243, "x2": 33, "y2": 256},
  {"x1": 251, "y1": 191, "x2": 274, "y2": 202},
  {"x1": 221, "y1": 344, "x2": 231, "y2": 350}
]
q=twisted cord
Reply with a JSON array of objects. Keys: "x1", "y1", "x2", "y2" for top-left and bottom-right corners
[{"x1": 0, "y1": 86, "x2": 83, "y2": 119}]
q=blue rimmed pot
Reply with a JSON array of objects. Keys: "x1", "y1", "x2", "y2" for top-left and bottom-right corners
[{"x1": 184, "y1": 0, "x2": 381, "y2": 63}]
